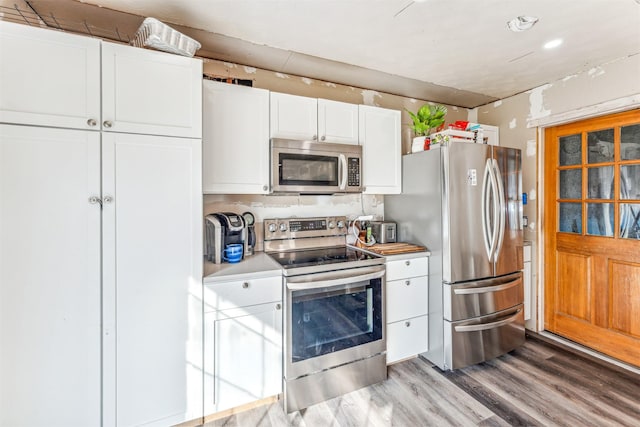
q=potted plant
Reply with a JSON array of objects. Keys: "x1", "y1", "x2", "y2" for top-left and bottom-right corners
[{"x1": 407, "y1": 104, "x2": 447, "y2": 151}]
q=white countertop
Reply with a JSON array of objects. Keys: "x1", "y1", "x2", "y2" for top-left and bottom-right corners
[{"x1": 203, "y1": 252, "x2": 283, "y2": 283}]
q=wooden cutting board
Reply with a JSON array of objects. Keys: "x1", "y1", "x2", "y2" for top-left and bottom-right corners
[{"x1": 365, "y1": 242, "x2": 428, "y2": 255}]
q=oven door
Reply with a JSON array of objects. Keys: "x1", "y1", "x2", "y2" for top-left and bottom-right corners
[{"x1": 284, "y1": 265, "x2": 385, "y2": 380}]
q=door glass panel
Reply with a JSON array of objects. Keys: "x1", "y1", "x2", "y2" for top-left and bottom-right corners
[
  {"x1": 587, "y1": 203, "x2": 614, "y2": 237},
  {"x1": 587, "y1": 166, "x2": 614, "y2": 199},
  {"x1": 559, "y1": 134, "x2": 582, "y2": 166},
  {"x1": 621, "y1": 123, "x2": 640, "y2": 161},
  {"x1": 620, "y1": 165, "x2": 640, "y2": 200},
  {"x1": 559, "y1": 169, "x2": 582, "y2": 199},
  {"x1": 587, "y1": 129, "x2": 614, "y2": 163},
  {"x1": 620, "y1": 204, "x2": 640, "y2": 239},
  {"x1": 559, "y1": 202, "x2": 582, "y2": 233}
]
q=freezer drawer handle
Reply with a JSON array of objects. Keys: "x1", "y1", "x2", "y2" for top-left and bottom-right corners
[
  {"x1": 454, "y1": 308, "x2": 522, "y2": 333},
  {"x1": 453, "y1": 278, "x2": 521, "y2": 295}
]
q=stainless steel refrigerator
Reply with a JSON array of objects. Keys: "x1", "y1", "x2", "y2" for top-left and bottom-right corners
[{"x1": 385, "y1": 142, "x2": 524, "y2": 370}]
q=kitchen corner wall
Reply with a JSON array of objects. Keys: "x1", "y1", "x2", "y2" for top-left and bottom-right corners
[{"x1": 472, "y1": 53, "x2": 640, "y2": 331}]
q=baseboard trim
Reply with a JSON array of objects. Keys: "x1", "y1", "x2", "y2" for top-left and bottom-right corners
[{"x1": 532, "y1": 331, "x2": 640, "y2": 376}]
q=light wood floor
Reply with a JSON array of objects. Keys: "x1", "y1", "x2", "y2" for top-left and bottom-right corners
[{"x1": 203, "y1": 335, "x2": 640, "y2": 426}]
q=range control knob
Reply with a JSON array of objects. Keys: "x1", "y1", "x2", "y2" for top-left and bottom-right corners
[
  {"x1": 279, "y1": 223, "x2": 287, "y2": 232},
  {"x1": 337, "y1": 220, "x2": 345, "y2": 229},
  {"x1": 328, "y1": 221, "x2": 335, "y2": 229},
  {"x1": 268, "y1": 223, "x2": 277, "y2": 233}
]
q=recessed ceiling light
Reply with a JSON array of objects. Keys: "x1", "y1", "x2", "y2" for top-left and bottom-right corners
[
  {"x1": 544, "y1": 39, "x2": 563, "y2": 49},
  {"x1": 507, "y1": 16, "x2": 539, "y2": 32}
]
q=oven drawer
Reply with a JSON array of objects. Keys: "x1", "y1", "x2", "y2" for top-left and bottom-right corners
[
  {"x1": 386, "y1": 256, "x2": 428, "y2": 281},
  {"x1": 444, "y1": 272, "x2": 523, "y2": 321},
  {"x1": 444, "y1": 304, "x2": 525, "y2": 370},
  {"x1": 204, "y1": 275, "x2": 282, "y2": 312},
  {"x1": 386, "y1": 276, "x2": 428, "y2": 323},
  {"x1": 387, "y1": 315, "x2": 428, "y2": 364}
]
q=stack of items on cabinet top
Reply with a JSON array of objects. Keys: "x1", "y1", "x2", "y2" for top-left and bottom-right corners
[{"x1": 429, "y1": 120, "x2": 487, "y2": 147}]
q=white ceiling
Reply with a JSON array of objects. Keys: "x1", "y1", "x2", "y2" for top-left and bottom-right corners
[{"x1": 12, "y1": 0, "x2": 640, "y2": 107}]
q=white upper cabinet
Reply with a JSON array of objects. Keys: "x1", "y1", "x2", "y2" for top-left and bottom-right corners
[
  {"x1": 0, "y1": 22, "x2": 201, "y2": 138},
  {"x1": 0, "y1": 21, "x2": 101, "y2": 130},
  {"x1": 270, "y1": 92, "x2": 358, "y2": 144},
  {"x1": 270, "y1": 92, "x2": 318, "y2": 140},
  {"x1": 359, "y1": 105, "x2": 401, "y2": 194},
  {"x1": 317, "y1": 98, "x2": 359, "y2": 144},
  {"x1": 101, "y1": 42, "x2": 202, "y2": 138},
  {"x1": 203, "y1": 81, "x2": 270, "y2": 194}
]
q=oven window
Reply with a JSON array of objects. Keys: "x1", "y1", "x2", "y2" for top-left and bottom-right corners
[
  {"x1": 279, "y1": 153, "x2": 338, "y2": 186},
  {"x1": 290, "y1": 278, "x2": 383, "y2": 362}
]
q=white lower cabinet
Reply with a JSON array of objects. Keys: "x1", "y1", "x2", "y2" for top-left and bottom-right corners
[
  {"x1": 385, "y1": 255, "x2": 429, "y2": 364},
  {"x1": 204, "y1": 275, "x2": 283, "y2": 417}
]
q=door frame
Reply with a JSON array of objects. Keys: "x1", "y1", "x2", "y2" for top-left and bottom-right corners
[{"x1": 531, "y1": 94, "x2": 640, "y2": 332}]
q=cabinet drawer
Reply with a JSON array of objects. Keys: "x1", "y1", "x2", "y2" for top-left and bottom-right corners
[
  {"x1": 386, "y1": 256, "x2": 428, "y2": 281},
  {"x1": 386, "y1": 315, "x2": 428, "y2": 364},
  {"x1": 386, "y1": 276, "x2": 428, "y2": 323},
  {"x1": 204, "y1": 275, "x2": 282, "y2": 312}
]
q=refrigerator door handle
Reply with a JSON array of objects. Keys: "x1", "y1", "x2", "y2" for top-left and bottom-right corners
[
  {"x1": 481, "y1": 159, "x2": 494, "y2": 260},
  {"x1": 493, "y1": 159, "x2": 506, "y2": 262},
  {"x1": 454, "y1": 308, "x2": 522, "y2": 332},
  {"x1": 453, "y1": 277, "x2": 521, "y2": 295},
  {"x1": 488, "y1": 159, "x2": 500, "y2": 261}
]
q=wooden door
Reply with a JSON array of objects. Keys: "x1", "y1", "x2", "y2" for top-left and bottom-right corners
[{"x1": 544, "y1": 109, "x2": 640, "y2": 367}]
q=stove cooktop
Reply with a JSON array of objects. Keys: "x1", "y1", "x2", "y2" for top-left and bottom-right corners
[{"x1": 267, "y1": 245, "x2": 383, "y2": 272}]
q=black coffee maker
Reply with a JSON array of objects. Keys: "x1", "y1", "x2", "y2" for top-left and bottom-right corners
[{"x1": 205, "y1": 212, "x2": 247, "y2": 264}]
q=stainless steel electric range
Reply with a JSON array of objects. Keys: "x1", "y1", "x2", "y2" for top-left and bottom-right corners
[{"x1": 264, "y1": 216, "x2": 387, "y2": 413}]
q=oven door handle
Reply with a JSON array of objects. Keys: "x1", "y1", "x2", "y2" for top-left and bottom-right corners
[{"x1": 286, "y1": 265, "x2": 386, "y2": 291}]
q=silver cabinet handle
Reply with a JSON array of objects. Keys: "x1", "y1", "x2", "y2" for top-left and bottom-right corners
[
  {"x1": 87, "y1": 118, "x2": 97, "y2": 127},
  {"x1": 320, "y1": 135, "x2": 326, "y2": 141},
  {"x1": 89, "y1": 196, "x2": 101, "y2": 205},
  {"x1": 263, "y1": 185, "x2": 268, "y2": 191},
  {"x1": 103, "y1": 196, "x2": 113, "y2": 204},
  {"x1": 103, "y1": 120, "x2": 113, "y2": 128},
  {"x1": 276, "y1": 303, "x2": 281, "y2": 310},
  {"x1": 405, "y1": 260, "x2": 411, "y2": 266},
  {"x1": 405, "y1": 280, "x2": 410, "y2": 286},
  {"x1": 242, "y1": 282, "x2": 249, "y2": 289},
  {"x1": 312, "y1": 134, "x2": 317, "y2": 140},
  {"x1": 405, "y1": 321, "x2": 411, "y2": 327}
]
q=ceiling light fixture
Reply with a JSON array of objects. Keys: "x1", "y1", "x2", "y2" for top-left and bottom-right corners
[
  {"x1": 507, "y1": 16, "x2": 539, "y2": 32},
  {"x1": 544, "y1": 38, "x2": 563, "y2": 49}
]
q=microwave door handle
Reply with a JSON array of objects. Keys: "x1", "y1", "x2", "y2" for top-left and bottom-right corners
[{"x1": 338, "y1": 153, "x2": 347, "y2": 190}]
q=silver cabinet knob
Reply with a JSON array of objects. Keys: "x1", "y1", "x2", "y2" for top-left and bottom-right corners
[
  {"x1": 103, "y1": 120, "x2": 113, "y2": 128},
  {"x1": 312, "y1": 134, "x2": 317, "y2": 140},
  {"x1": 87, "y1": 118, "x2": 97, "y2": 127},
  {"x1": 405, "y1": 260, "x2": 411, "y2": 266},
  {"x1": 89, "y1": 196, "x2": 101, "y2": 205},
  {"x1": 405, "y1": 321, "x2": 411, "y2": 327},
  {"x1": 320, "y1": 135, "x2": 326, "y2": 141},
  {"x1": 263, "y1": 185, "x2": 268, "y2": 191},
  {"x1": 405, "y1": 280, "x2": 410, "y2": 286},
  {"x1": 242, "y1": 282, "x2": 249, "y2": 289},
  {"x1": 275, "y1": 303, "x2": 281, "y2": 310},
  {"x1": 103, "y1": 196, "x2": 113, "y2": 204}
]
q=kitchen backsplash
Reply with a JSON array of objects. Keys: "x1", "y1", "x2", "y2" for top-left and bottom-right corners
[{"x1": 204, "y1": 193, "x2": 384, "y2": 252}]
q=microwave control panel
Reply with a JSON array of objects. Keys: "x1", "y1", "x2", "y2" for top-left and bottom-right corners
[{"x1": 347, "y1": 157, "x2": 360, "y2": 187}]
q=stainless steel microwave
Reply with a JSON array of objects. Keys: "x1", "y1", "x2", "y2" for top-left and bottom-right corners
[{"x1": 270, "y1": 138, "x2": 362, "y2": 194}]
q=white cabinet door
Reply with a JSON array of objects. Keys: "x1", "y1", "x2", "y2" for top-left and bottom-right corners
[
  {"x1": 203, "y1": 81, "x2": 270, "y2": 194},
  {"x1": 101, "y1": 42, "x2": 203, "y2": 138},
  {"x1": 205, "y1": 302, "x2": 283, "y2": 416},
  {"x1": 387, "y1": 316, "x2": 428, "y2": 364},
  {"x1": 386, "y1": 276, "x2": 429, "y2": 323},
  {"x1": 317, "y1": 98, "x2": 359, "y2": 144},
  {"x1": 0, "y1": 124, "x2": 101, "y2": 427},
  {"x1": 270, "y1": 92, "x2": 318, "y2": 140},
  {"x1": 102, "y1": 133, "x2": 202, "y2": 427},
  {"x1": 358, "y1": 105, "x2": 401, "y2": 194},
  {"x1": 0, "y1": 21, "x2": 101, "y2": 130}
]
